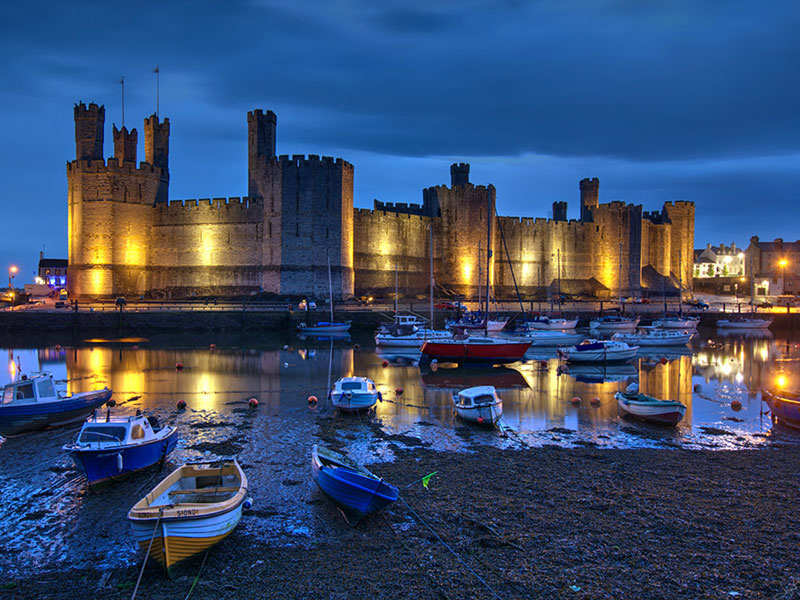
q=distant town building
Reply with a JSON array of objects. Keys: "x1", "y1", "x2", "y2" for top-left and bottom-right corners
[
  {"x1": 66, "y1": 102, "x2": 694, "y2": 301},
  {"x1": 37, "y1": 253, "x2": 68, "y2": 288},
  {"x1": 744, "y1": 237, "x2": 800, "y2": 297},
  {"x1": 693, "y1": 243, "x2": 746, "y2": 279}
]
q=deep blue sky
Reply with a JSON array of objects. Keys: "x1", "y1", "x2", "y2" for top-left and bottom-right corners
[{"x1": 2, "y1": 0, "x2": 798, "y2": 281}]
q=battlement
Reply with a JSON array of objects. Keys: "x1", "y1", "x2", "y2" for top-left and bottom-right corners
[
  {"x1": 67, "y1": 158, "x2": 160, "y2": 175},
  {"x1": 247, "y1": 109, "x2": 277, "y2": 123},
  {"x1": 272, "y1": 154, "x2": 354, "y2": 171},
  {"x1": 643, "y1": 210, "x2": 670, "y2": 225},
  {"x1": 354, "y1": 207, "x2": 435, "y2": 224},
  {"x1": 74, "y1": 101, "x2": 105, "y2": 161},
  {"x1": 373, "y1": 200, "x2": 425, "y2": 216},
  {"x1": 663, "y1": 200, "x2": 695, "y2": 208},
  {"x1": 450, "y1": 162, "x2": 470, "y2": 186},
  {"x1": 162, "y1": 196, "x2": 259, "y2": 211}
]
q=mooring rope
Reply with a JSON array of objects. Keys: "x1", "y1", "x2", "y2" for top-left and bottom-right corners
[
  {"x1": 130, "y1": 508, "x2": 163, "y2": 600},
  {"x1": 397, "y1": 495, "x2": 505, "y2": 600},
  {"x1": 182, "y1": 550, "x2": 210, "y2": 600}
]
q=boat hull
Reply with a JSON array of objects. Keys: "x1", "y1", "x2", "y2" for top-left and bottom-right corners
[
  {"x1": 616, "y1": 393, "x2": 686, "y2": 425},
  {"x1": 652, "y1": 318, "x2": 699, "y2": 329},
  {"x1": 311, "y1": 446, "x2": 398, "y2": 524},
  {"x1": 130, "y1": 504, "x2": 243, "y2": 573},
  {"x1": 0, "y1": 389, "x2": 112, "y2": 437},
  {"x1": 375, "y1": 330, "x2": 451, "y2": 348},
  {"x1": 420, "y1": 340, "x2": 531, "y2": 364},
  {"x1": 298, "y1": 322, "x2": 351, "y2": 333},
  {"x1": 66, "y1": 428, "x2": 179, "y2": 491},
  {"x1": 717, "y1": 319, "x2": 772, "y2": 330},
  {"x1": 763, "y1": 390, "x2": 800, "y2": 429},
  {"x1": 612, "y1": 333, "x2": 693, "y2": 346},
  {"x1": 526, "y1": 318, "x2": 579, "y2": 330},
  {"x1": 331, "y1": 391, "x2": 379, "y2": 412},
  {"x1": 559, "y1": 347, "x2": 639, "y2": 363},
  {"x1": 454, "y1": 401, "x2": 503, "y2": 425}
]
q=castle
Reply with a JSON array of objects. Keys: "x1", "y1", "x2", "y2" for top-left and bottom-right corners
[{"x1": 67, "y1": 103, "x2": 694, "y2": 300}]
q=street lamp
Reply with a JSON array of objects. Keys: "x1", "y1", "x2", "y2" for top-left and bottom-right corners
[
  {"x1": 779, "y1": 259, "x2": 788, "y2": 295},
  {"x1": 8, "y1": 265, "x2": 17, "y2": 289}
]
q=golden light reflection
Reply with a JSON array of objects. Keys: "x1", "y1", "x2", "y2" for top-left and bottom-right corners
[
  {"x1": 200, "y1": 227, "x2": 215, "y2": 266},
  {"x1": 124, "y1": 239, "x2": 143, "y2": 266},
  {"x1": 777, "y1": 374, "x2": 787, "y2": 389},
  {"x1": 88, "y1": 268, "x2": 110, "y2": 296},
  {"x1": 462, "y1": 262, "x2": 472, "y2": 283}
]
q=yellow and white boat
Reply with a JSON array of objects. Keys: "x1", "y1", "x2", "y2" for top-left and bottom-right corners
[{"x1": 127, "y1": 459, "x2": 248, "y2": 574}]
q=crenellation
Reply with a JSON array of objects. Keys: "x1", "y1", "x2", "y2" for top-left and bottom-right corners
[{"x1": 67, "y1": 102, "x2": 694, "y2": 300}]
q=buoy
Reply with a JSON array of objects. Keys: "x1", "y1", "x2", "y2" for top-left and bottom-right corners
[
  {"x1": 431, "y1": 359, "x2": 438, "y2": 366},
  {"x1": 382, "y1": 360, "x2": 389, "y2": 368},
  {"x1": 248, "y1": 397, "x2": 259, "y2": 409},
  {"x1": 660, "y1": 357, "x2": 668, "y2": 365},
  {"x1": 477, "y1": 416, "x2": 484, "y2": 424},
  {"x1": 283, "y1": 362, "x2": 289, "y2": 368},
  {"x1": 571, "y1": 396, "x2": 582, "y2": 405},
  {"x1": 54, "y1": 344, "x2": 61, "y2": 350},
  {"x1": 116, "y1": 453, "x2": 123, "y2": 472},
  {"x1": 132, "y1": 345, "x2": 139, "y2": 349},
  {"x1": 694, "y1": 384, "x2": 702, "y2": 393},
  {"x1": 353, "y1": 343, "x2": 361, "y2": 350},
  {"x1": 731, "y1": 400, "x2": 742, "y2": 412},
  {"x1": 243, "y1": 497, "x2": 254, "y2": 510},
  {"x1": 396, "y1": 387, "x2": 404, "y2": 396},
  {"x1": 430, "y1": 362, "x2": 438, "y2": 372},
  {"x1": 176, "y1": 399, "x2": 187, "y2": 410},
  {"x1": 283, "y1": 345, "x2": 289, "y2": 350},
  {"x1": 106, "y1": 398, "x2": 116, "y2": 407},
  {"x1": 175, "y1": 362, "x2": 184, "y2": 371},
  {"x1": 307, "y1": 395, "x2": 318, "y2": 405},
  {"x1": 210, "y1": 343, "x2": 216, "y2": 350},
  {"x1": 590, "y1": 397, "x2": 601, "y2": 406}
]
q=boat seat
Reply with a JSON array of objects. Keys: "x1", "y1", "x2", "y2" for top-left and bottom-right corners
[{"x1": 169, "y1": 486, "x2": 239, "y2": 496}]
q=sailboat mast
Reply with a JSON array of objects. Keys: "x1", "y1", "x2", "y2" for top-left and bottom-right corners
[
  {"x1": 618, "y1": 243, "x2": 623, "y2": 307},
  {"x1": 678, "y1": 249, "x2": 683, "y2": 318},
  {"x1": 328, "y1": 255, "x2": 334, "y2": 322},
  {"x1": 485, "y1": 193, "x2": 492, "y2": 337},
  {"x1": 478, "y1": 241, "x2": 482, "y2": 315},
  {"x1": 429, "y1": 225, "x2": 434, "y2": 325},
  {"x1": 394, "y1": 262, "x2": 398, "y2": 316}
]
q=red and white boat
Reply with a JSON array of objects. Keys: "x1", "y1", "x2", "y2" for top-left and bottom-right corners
[{"x1": 421, "y1": 335, "x2": 530, "y2": 364}]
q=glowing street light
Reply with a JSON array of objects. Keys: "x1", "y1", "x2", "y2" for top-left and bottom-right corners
[
  {"x1": 8, "y1": 265, "x2": 17, "y2": 289},
  {"x1": 779, "y1": 259, "x2": 788, "y2": 295}
]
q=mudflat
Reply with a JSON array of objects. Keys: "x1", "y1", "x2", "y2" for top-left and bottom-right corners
[{"x1": 6, "y1": 443, "x2": 800, "y2": 599}]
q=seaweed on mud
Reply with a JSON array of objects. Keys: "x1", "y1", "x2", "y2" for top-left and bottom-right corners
[{"x1": 189, "y1": 421, "x2": 234, "y2": 429}]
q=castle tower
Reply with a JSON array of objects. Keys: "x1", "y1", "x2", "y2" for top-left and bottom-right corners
[
  {"x1": 247, "y1": 109, "x2": 277, "y2": 199},
  {"x1": 552, "y1": 201, "x2": 567, "y2": 221},
  {"x1": 580, "y1": 177, "x2": 599, "y2": 222},
  {"x1": 450, "y1": 163, "x2": 470, "y2": 187},
  {"x1": 68, "y1": 103, "x2": 164, "y2": 299},
  {"x1": 74, "y1": 102, "x2": 104, "y2": 161},
  {"x1": 144, "y1": 115, "x2": 170, "y2": 204},
  {"x1": 113, "y1": 125, "x2": 137, "y2": 163}
]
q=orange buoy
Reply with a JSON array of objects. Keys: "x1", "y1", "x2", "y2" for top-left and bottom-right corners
[
  {"x1": 106, "y1": 398, "x2": 116, "y2": 407},
  {"x1": 175, "y1": 362, "x2": 184, "y2": 371},
  {"x1": 55, "y1": 344, "x2": 61, "y2": 350},
  {"x1": 571, "y1": 396, "x2": 582, "y2": 405},
  {"x1": 210, "y1": 343, "x2": 216, "y2": 350},
  {"x1": 382, "y1": 360, "x2": 389, "y2": 368},
  {"x1": 308, "y1": 395, "x2": 318, "y2": 405},
  {"x1": 660, "y1": 357, "x2": 668, "y2": 365},
  {"x1": 248, "y1": 397, "x2": 259, "y2": 409},
  {"x1": 590, "y1": 397, "x2": 601, "y2": 407},
  {"x1": 176, "y1": 399, "x2": 187, "y2": 410},
  {"x1": 396, "y1": 387, "x2": 404, "y2": 396},
  {"x1": 477, "y1": 416, "x2": 484, "y2": 424},
  {"x1": 731, "y1": 400, "x2": 742, "y2": 412}
]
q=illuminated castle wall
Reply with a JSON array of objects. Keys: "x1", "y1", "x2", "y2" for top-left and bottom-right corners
[{"x1": 67, "y1": 103, "x2": 693, "y2": 300}]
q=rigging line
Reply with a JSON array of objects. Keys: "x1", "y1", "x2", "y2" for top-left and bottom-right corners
[
  {"x1": 130, "y1": 508, "x2": 163, "y2": 600},
  {"x1": 397, "y1": 495, "x2": 505, "y2": 600}
]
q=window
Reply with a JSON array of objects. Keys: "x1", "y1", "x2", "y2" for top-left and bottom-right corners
[
  {"x1": 341, "y1": 381, "x2": 363, "y2": 391},
  {"x1": 15, "y1": 383, "x2": 34, "y2": 400},
  {"x1": 37, "y1": 378, "x2": 55, "y2": 398},
  {"x1": 79, "y1": 426, "x2": 127, "y2": 443},
  {"x1": 131, "y1": 425, "x2": 145, "y2": 440}
]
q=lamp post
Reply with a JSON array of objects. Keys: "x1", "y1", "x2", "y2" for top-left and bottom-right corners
[
  {"x1": 780, "y1": 259, "x2": 788, "y2": 295},
  {"x1": 8, "y1": 265, "x2": 17, "y2": 289}
]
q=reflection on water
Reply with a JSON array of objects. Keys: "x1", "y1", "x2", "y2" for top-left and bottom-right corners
[{"x1": 3, "y1": 328, "x2": 800, "y2": 578}]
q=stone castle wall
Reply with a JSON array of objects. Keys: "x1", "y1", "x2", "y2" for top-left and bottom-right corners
[{"x1": 66, "y1": 102, "x2": 694, "y2": 301}]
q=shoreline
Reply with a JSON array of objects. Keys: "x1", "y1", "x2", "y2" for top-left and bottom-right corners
[{"x1": 5, "y1": 442, "x2": 800, "y2": 599}]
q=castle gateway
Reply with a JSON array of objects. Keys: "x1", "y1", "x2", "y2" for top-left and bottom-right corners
[{"x1": 67, "y1": 103, "x2": 693, "y2": 301}]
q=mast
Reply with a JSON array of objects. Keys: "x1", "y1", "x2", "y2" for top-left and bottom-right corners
[
  {"x1": 678, "y1": 249, "x2": 683, "y2": 318},
  {"x1": 478, "y1": 241, "x2": 482, "y2": 316},
  {"x1": 485, "y1": 193, "x2": 492, "y2": 337},
  {"x1": 618, "y1": 243, "x2": 623, "y2": 308},
  {"x1": 394, "y1": 261, "x2": 398, "y2": 316},
  {"x1": 429, "y1": 225, "x2": 434, "y2": 326},
  {"x1": 327, "y1": 254, "x2": 334, "y2": 322},
  {"x1": 557, "y1": 248, "x2": 562, "y2": 315}
]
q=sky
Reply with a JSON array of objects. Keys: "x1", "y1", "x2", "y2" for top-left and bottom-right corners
[{"x1": 1, "y1": 0, "x2": 798, "y2": 281}]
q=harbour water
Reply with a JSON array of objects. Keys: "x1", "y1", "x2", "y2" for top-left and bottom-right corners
[{"x1": 1, "y1": 325, "x2": 798, "y2": 578}]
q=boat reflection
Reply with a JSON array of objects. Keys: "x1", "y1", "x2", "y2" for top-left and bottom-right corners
[
  {"x1": 297, "y1": 332, "x2": 352, "y2": 342},
  {"x1": 420, "y1": 365, "x2": 529, "y2": 392},
  {"x1": 558, "y1": 363, "x2": 638, "y2": 384},
  {"x1": 375, "y1": 348, "x2": 422, "y2": 366},
  {"x1": 715, "y1": 328, "x2": 773, "y2": 340}
]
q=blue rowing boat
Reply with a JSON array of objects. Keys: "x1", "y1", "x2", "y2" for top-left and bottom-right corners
[
  {"x1": 0, "y1": 373, "x2": 112, "y2": 437},
  {"x1": 64, "y1": 411, "x2": 179, "y2": 491},
  {"x1": 311, "y1": 445, "x2": 398, "y2": 525}
]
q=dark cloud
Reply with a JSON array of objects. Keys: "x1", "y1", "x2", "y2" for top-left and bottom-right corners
[{"x1": 0, "y1": 0, "x2": 798, "y2": 276}]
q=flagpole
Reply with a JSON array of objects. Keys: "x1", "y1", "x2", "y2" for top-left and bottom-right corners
[
  {"x1": 154, "y1": 66, "x2": 160, "y2": 117},
  {"x1": 120, "y1": 76, "x2": 125, "y2": 127}
]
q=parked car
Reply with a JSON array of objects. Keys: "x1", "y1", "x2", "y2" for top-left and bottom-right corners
[
  {"x1": 685, "y1": 298, "x2": 710, "y2": 310},
  {"x1": 750, "y1": 300, "x2": 773, "y2": 309},
  {"x1": 435, "y1": 301, "x2": 466, "y2": 310}
]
